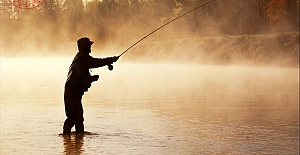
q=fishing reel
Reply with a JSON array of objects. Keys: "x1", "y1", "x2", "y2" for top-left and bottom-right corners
[{"x1": 107, "y1": 64, "x2": 113, "y2": 71}]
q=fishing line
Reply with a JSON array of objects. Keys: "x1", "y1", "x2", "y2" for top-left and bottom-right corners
[
  {"x1": 109, "y1": 67, "x2": 141, "y2": 102},
  {"x1": 90, "y1": 68, "x2": 109, "y2": 104},
  {"x1": 118, "y1": 0, "x2": 217, "y2": 57}
]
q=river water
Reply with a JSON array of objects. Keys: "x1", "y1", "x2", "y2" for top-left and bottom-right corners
[{"x1": 0, "y1": 58, "x2": 299, "y2": 154}]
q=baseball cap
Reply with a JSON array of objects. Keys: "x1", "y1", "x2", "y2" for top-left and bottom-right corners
[{"x1": 77, "y1": 37, "x2": 94, "y2": 47}]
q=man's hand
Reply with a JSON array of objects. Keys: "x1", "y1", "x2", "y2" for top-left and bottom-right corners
[
  {"x1": 91, "y1": 75, "x2": 99, "y2": 82},
  {"x1": 112, "y1": 56, "x2": 119, "y2": 62}
]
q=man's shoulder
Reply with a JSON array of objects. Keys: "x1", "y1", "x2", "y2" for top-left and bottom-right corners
[{"x1": 76, "y1": 52, "x2": 92, "y2": 59}]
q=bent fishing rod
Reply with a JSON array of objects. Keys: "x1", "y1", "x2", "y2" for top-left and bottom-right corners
[
  {"x1": 107, "y1": 0, "x2": 217, "y2": 71},
  {"x1": 118, "y1": 0, "x2": 217, "y2": 57}
]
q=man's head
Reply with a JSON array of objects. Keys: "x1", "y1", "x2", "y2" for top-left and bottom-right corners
[{"x1": 77, "y1": 37, "x2": 94, "y2": 53}]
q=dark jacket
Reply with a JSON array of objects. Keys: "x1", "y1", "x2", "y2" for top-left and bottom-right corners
[{"x1": 66, "y1": 52, "x2": 117, "y2": 92}]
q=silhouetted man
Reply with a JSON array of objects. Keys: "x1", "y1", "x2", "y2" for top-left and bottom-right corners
[{"x1": 63, "y1": 37, "x2": 119, "y2": 135}]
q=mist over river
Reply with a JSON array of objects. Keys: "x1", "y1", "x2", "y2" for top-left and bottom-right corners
[{"x1": 0, "y1": 58, "x2": 298, "y2": 154}]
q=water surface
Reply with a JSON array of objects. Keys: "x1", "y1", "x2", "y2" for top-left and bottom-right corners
[{"x1": 1, "y1": 58, "x2": 299, "y2": 154}]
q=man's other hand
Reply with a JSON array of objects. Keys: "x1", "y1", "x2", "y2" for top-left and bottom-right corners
[{"x1": 91, "y1": 75, "x2": 99, "y2": 82}]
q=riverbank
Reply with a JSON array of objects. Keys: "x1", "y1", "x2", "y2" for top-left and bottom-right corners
[{"x1": 124, "y1": 32, "x2": 299, "y2": 67}]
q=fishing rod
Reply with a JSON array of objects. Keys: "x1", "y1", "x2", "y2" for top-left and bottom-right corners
[
  {"x1": 107, "y1": 0, "x2": 216, "y2": 71},
  {"x1": 118, "y1": 0, "x2": 217, "y2": 57}
]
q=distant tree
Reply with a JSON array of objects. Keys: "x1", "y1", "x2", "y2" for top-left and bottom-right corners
[
  {"x1": 0, "y1": 0, "x2": 18, "y2": 19},
  {"x1": 42, "y1": 0, "x2": 62, "y2": 21},
  {"x1": 265, "y1": 0, "x2": 288, "y2": 27},
  {"x1": 63, "y1": 0, "x2": 84, "y2": 15},
  {"x1": 43, "y1": 0, "x2": 60, "y2": 14},
  {"x1": 61, "y1": 0, "x2": 84, "y2": 39},
  {"x1": 173, "y1": 0, "x2": 183, "y2": 17},
  {"x1": 265, "y1": 0, "x2": 299, "y2": 32}
]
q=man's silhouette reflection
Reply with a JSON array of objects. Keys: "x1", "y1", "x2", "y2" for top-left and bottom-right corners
[
  {"x1": 63, "y1": 37, "x2": 119, "y2": 135},
  {"x1": 63, "y1": 134, "x2": 84, "y2": 154}
]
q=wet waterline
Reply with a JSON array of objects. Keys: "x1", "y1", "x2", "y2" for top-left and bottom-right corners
[{"x1": 0, "y1": 58, "x2": 299, "y2": 154}]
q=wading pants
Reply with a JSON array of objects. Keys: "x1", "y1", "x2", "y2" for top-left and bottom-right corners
[{"x1": 63, "y1": 83, "x2": 84, "y2": 134}]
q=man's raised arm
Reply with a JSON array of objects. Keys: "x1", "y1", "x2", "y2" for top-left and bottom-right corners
[{"x1": 83, "y1": 55, "x2": 119, "y2": 69}]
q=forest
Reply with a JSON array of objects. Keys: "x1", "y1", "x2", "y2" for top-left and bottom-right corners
[{"x1": 0, "y1": 0, "x2": 299, "y2": 58}]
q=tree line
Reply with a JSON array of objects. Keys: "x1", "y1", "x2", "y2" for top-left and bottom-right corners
[{"x1": 0, "y1": 0, "x2": 299, "y2": 55}]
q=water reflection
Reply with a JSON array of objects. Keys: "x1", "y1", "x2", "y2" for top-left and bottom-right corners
[
  {"x1": 0, "y1": 58, "x2": 298, "y2": 154},
  {"x1": 63, "y1": 133, "x2": 84, "y2": 155}
]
